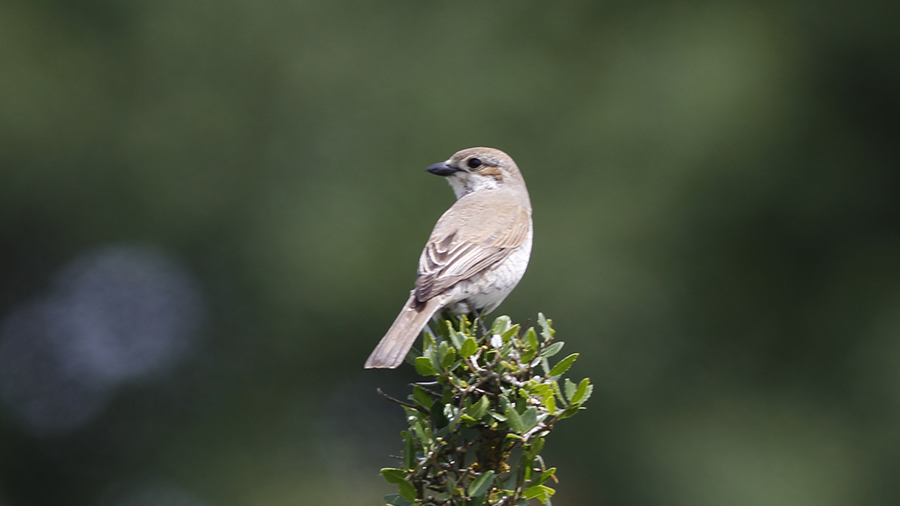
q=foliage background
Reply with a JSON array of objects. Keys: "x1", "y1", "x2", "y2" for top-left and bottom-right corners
[{"x1": 1, "y1": 0, "x2": 899, "y2": 505}]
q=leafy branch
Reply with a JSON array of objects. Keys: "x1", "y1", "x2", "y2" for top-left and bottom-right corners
[{"x1": 379, "y1": 313, "x2": 592, "y2": 506}]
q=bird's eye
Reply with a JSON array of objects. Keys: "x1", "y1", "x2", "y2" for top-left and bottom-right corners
[{"x1": 467, "y1": 158, "x2": 482, "y2": 169}]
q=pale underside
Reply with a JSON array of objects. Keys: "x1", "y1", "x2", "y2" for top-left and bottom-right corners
[{"x1": 415, "y1": 190, "x2": 531, "y2": 304}]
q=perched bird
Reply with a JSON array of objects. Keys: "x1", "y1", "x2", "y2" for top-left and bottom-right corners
[{"x1": 365, "y1": 147, "x2": 533, "y2": 369}]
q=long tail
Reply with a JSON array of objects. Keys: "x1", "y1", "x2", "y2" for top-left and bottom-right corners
[{"x1": 365, "y1": 293, "x2": 449, "y2": 369}]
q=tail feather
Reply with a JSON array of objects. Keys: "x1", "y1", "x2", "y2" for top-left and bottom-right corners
[{"x1": 365, "y1": 294, "x2": 449, "y2": 369}]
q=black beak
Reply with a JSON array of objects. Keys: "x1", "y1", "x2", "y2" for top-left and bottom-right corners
[{"x1": 425, "y1": 162, "x2": 461, "y2": 176}]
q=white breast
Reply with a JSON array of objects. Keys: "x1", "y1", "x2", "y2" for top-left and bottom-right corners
[{"x1": 446, "y1": 224, "x2": 533, "y2": 315}]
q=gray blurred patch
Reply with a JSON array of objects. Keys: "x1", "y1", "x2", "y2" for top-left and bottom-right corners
[
  {"x1": 315, "y1": 376, "x2": 409, "y2": 474},
  {"x1": 0, "y1": 302, "x2": 112, "y2": 436},
  {"x1": 0, "y1": 244, "x2": 208, "y2": 437}
]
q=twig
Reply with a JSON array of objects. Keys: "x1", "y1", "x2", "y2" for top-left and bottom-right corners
[{"x1": 376, "y1": 388, "x2": 424, "y2": 412}]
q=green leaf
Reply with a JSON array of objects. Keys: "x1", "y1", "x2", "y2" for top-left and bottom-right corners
[
  {"x1": 523, "y1": 484, "x2": 555, "y2": 503},
  {"x1": 537, "y1": 313, "x2": 554, "y2": 341},
  {"x1": 540, "y1": 342, "x2": 564, "y2": 358},
  {"x1": 548, "y1": 380, "x2": 564, "y2": 405},
  {"x1": 542, "y1": 391, "x2": 557, "y2": 414},
  {"x1": 441, "y1": 347, "x2": 457, "y2": 368},
  {"x1": 549, "y1": 353, "x2": 579, "y2": 377},
  {"x1": 411, "y1": 418, "x2": 431, "y2": 448},
  {"x1": 467, "y1": 470, "x2": 495, "y2": 497},
  {"x1": 491, "y1": 316, "x2": 512, "y2": 336},
  {"x1": 448, "y1": 370, "x2": 467, "y2": 389},
  {"x1": 403, "y1": 431, "x2": 415, "y2": 470},
  {"x1": 520, "y1": 407, "x2": 538, "y2": 432},
  {"x1": 384, "y1": 494, "x2": 413, "y2": 506},
  {"x1": 423, "y1": 331, "x2": 436, "y2": 352},
  {"x1": 414, "y1": 356, "x2": 436, "y2": 376},
  {"x1": 397, "y1": 479, "x2": 417, "y2": 501},
  {"x1": 533, "y1": 467, "x2": 557, "y2": 487},
  {"x1": 458, "y1": 314, "x2": 471, "y2": 334},
  {"x1": 460, "y1": 337, "x2": 478, "y2": 358},
  {"x1": 500, "y1": 323, "x2": 520, "y2": 343},
  {"x1": 523, "y1": 460, "x2": 534, "y2": 481},
  {"x1": 433, "y1": 341, "x2": 449, "y2": 371},
  {"x1": 381, "y1": 468, "x2": 407, "y2": 484},
  {"x1": 526, "y1": 327, "x2": 539, "y2": 350},
  {"x1": 468, "y1": 495, "x2": 486, "y2": 506},
  {"x1": 570, "y1": 378, "x2": 592, "y2": 404},
  {"x1": 531, "y1": 383, "x2": 552, "y2": 398},
  {"x1": 505, "y1": 404, "x2": 525, "y2": 433},
  {"x1": 580, "y1": 384, "x2": 594, "y2": 405},
  {"x1": 558, "y1": 405, "x2": 582, "y2": 419},
  {"x1": 467, "y1": 395, "x2": 490, "y2": 420},
  {"x1": 521, "y1": 347, "x2": 537, "y2": 364},
  {"x1": 564, "y1": 378, "x2": 577, "y2": 402},
  {"x1": 413, "y1": 385, "x2": 433, "y2": 409},
  {"x1": 529, "y1": 437, "x2": 545, "y2": 456},
  {"x1": 448, "y1": 326, "x2": 464, "y2": 348},
  {"x1": 437, "y1": 319, "x2": 452, "y2": 340}
]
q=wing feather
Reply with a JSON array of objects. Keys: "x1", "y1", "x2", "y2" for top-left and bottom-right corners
[{"x1": 415, "y1": 193, "x2": 530, "y2": 301}]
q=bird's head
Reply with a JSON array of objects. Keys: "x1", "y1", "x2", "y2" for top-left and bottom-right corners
[{"x1": 426, "y1": 147, "x2": 525, "y2": 199}]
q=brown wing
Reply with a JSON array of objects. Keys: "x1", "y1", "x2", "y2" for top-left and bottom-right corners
[{"x1": 415, "y1": 192, "x2": 530, "y2": 301}]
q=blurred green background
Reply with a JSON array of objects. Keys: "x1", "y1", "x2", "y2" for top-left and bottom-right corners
[{"x1": 1, "y1": 0, "x2": 899, "y2": 505}]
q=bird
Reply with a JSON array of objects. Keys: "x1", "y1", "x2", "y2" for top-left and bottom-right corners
[{"x1": 365, "y1": 147, "x2": 533, "y2": 369}]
